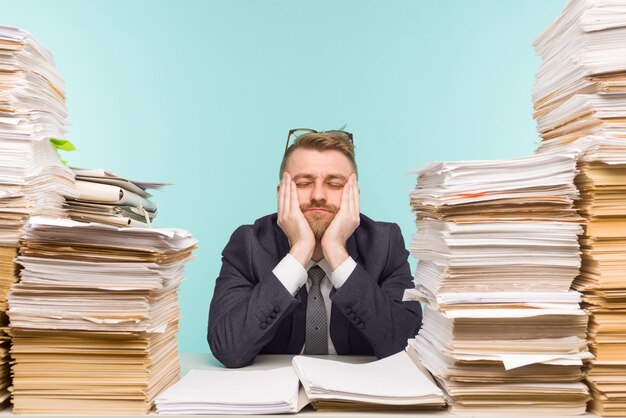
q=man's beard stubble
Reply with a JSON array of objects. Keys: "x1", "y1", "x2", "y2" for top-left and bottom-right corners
[{"x1": 301, "y1": 201, "x2": 338, "y2": 240}]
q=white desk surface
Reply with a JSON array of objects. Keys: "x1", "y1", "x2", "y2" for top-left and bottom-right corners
[{"x1": 0, "y1": 352, "x2": 598, "y2": 418}]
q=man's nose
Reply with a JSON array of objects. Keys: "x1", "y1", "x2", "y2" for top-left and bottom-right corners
[{"x1": 311, "y1": 181, "x2": 326, "y2": 203}]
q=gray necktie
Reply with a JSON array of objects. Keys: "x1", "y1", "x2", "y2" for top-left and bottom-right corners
[{"x1": 304, "y1": 265, "x2": 328, "y2": 355}]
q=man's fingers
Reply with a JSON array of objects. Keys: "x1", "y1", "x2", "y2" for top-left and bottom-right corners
[
  {"x1": 346, "y1": 181, "x2": 354, "y2": 214},
  {"x1": 284, "y1": 173, "x2": 292, "y2": 214},
  {"x1": 290, "y1": 179, "x2": 300, "y2": 215},
  {"x1": 347, "y1": 178, "x2": 356, "y2": 215},
  {"x1": 352, "y1": 174, "x2": 361, "y2": 218},
  {"x1": 340, "y1": 179, "x2": 351, "y2": 213}
]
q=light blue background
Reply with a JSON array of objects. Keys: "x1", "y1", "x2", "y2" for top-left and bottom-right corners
[{"x1": 2, "y1": 0, "x2": 566, "y2": 354}]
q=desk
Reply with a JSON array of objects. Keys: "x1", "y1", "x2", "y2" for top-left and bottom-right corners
[{"x1": 0, "y1": 353, "x2": 598, "y2": 418}]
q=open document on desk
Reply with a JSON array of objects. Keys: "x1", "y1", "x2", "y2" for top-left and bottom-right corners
[
  {"x1": 292, "y1": 350, "x2": 445, "y2": 412},
  {"x1": 154, "y1": 350, "x2": 445, "y2": 414},
  {"x1": 155, "y1": 366, "x2": 302, "y2": 414}
]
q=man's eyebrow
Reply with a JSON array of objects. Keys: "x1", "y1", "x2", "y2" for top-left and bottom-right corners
[
  {"x1": 292, "y1": 174, "x2": 315, "y2": 180},
  {"x1": 292, "y1": 174, "x2": 347, "y2": 181}
]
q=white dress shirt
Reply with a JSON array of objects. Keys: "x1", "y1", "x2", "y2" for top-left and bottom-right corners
[{"x1": 272, "y1": 253, "x2": 357, "y2": 354}]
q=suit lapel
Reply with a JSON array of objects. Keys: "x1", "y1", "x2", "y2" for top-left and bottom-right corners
[
  {"x1": 346, "y1": 231, "x2": 360, "y2": 263},
  {"x1": 329, "y1": 232, "x2": 360, "y2": 354},
  {"x1": 330, "y1": 298, "x2": 351, "y2": 354},
  {"x1": 273, "y1": 217, "x2": 291, "y2": 261},
  {"x1": 288, "y1": 286, "x2": 307, "y2": 353}
]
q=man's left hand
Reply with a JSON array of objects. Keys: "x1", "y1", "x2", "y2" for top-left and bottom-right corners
[{"x1": 321, "y1": 173, "x2": 360, "y2": 270}]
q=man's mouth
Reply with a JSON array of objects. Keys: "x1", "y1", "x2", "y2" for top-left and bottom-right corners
[{"x1": 306, "y1": 208, "x2": 330, "y2": 213}]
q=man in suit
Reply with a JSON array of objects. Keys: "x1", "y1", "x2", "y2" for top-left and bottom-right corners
[{"x1": 208, "y1": 129, "x2": 422, "y2": 368}]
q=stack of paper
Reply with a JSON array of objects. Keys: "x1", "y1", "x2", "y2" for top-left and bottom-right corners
[
  {"x1": 67, "y1": 168, "x2": 166, "y2": 227},
  {"x1": 7, "y1": 217, "x2": 197, "y2": 414},
  {"x1": 292, "y1": 351, "x2": 445, "y2": 412},
  {"x1": 0, "y1": 26, "x2": 77, "y2": 246},
  {"x1": 0, "y1": 247, "x2": 16, "y2": 407},
  {"x1": 155, "y1": 367, "x2": 302, "y2": 414},
  {"x1": 0, "y1": 248, "x2": 17, "y2": 314},
  {"x1": 409, "y1": 153, "x2": 582, "y2": 298},
  {"x1": 405, "y1": 152, "x2": 591, "y2": 414},
  {"x1": 572, "y1": 161, "x2": 626, "y2": 416},
  {"x1": 533, "y1": 0, "x2": 626, "y2": 116},
  {"x1": 533, "y1": 2, "x2": 626, "y2": 415},
  {"x1": 533, "y1": 0, "x2": 626, "y2": 159},
  {"x1": 0, "y1": 25, "x2": 78, "y2": 407}
]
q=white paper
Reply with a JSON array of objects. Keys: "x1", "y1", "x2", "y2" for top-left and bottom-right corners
[{"x1": 155, "y1": 367, "x2": 300, "y2": 414}]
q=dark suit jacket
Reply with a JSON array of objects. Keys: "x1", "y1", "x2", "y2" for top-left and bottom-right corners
[{"x1": 207, "y1": 213, "x2": 422, "y2": 368}]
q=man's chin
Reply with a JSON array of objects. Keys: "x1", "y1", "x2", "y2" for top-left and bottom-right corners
[
  {"x1": 311, "y1": 225, "x2": 328, "y2": 241},
  {"x1": 306, "y1": 217, "x2": 334, "y2": 241}
]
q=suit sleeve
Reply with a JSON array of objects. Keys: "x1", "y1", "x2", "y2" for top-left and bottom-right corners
[
  {"x1": 330, "y1": 223, "x2": 422, "y2": 358},
  {"x1": 207, "y1": 226, "x2": 301, "y2": 368}
]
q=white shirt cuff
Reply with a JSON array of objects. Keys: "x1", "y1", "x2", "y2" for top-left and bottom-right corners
[
  {"x1": 272, "y1": 253, "x2": 308, "y2": 296},
  {"x1": 329, "y1": 256, "x2": 357, "y2": 289}
]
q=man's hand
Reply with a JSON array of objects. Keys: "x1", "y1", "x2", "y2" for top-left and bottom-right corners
[
  {"x1": 321, "y1": 173, "x2": 360, "y2": 270},
  {"x1": 277, "y1": 172, "x2": 315, "y2": 267}
]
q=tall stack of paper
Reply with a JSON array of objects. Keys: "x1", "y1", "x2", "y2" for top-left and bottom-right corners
[
  {"x1": 533, "y1": 0, "x2": 626, "y2": 158},
  {"x1": 0, "y1": 25, "x2": 78, "y2": 407},
  {"x1": 533, "y1": 1, "x2": 626, "y2": 415},
  {"x1": 0, "y1": 247, "x2": 16, "y2": 407},
  {"x1": 0, "y1": 26, "x2": 77, "y2": 245},
  {"x1": 405, "y1": 152, "x2": 591, "y2": 414},
  {"x1": 67, "y1": 168, "x2": 165, "y2": 227},
  {"x1": 7, "y1": 217, "x2": 197, "y2": 414},
  {"x1": 568, "y1": 162, "x2": 626, "y2": 416}
]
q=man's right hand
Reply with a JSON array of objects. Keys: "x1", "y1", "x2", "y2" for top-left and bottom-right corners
[{"x1": 277, "y1": 172, "x2": 315, "y2": 267}]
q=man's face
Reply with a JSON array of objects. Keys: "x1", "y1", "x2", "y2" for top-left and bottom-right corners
[{"x1": 284, "y1": 148, "x2": 355, "y2": 240}]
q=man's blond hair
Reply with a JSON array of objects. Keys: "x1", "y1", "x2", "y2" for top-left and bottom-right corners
[{"x1": 279, "y1": 131, "x2": 357, "y2": 179}]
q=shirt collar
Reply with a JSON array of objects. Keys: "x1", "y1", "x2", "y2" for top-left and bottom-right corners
[{"x1": 306, "y1": 258, "x2": 331, "y2": 279}]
